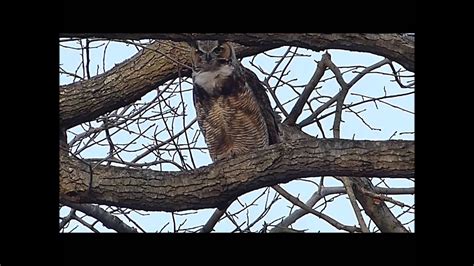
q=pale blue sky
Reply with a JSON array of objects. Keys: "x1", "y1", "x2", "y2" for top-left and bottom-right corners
[{"x1": 60, "y1": 39, "x2": 414, "y2": 232}]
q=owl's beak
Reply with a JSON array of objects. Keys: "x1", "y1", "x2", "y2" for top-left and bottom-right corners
[{"x1": 205, "y1": 53, "x2": 212, "y2": 62}]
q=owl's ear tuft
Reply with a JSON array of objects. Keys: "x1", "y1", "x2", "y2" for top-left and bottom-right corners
[{"x1": 217, "y1": 39, "x2": 224, "y2": 45}]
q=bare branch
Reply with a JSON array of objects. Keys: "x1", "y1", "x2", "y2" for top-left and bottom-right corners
[
  {"x1": 59, "y1": 209, "x2": 75, "y2": 231},
  {"x1": 272, "y1": 185, "x2": 361, "y2": 233},
  {"x1": 62, "y1": 200, "x2": 138, "y2": 233},
  {"x1": 59, "y1": 41, "x2": 275, "y2": 129},
  {"x1": 360, "y1": 188, "x2": 411, "y2": 208},
  {"x1": 325, "y1": 53, "x2": 371, "y2": 233},
  {"x1": 270, "y1": 186, "x2": 414, "y2": 232},
  {"x1": 351, "y1": 178, "x2": 409, "y2": 232},
  {"x1": 200, "y1": 208, "x2": 227, "y2": 233},
  {"x1": 60, "y1": 139, "x2": 414, "y2": 212},
  {"x1": 72, "y1": 212, "x2": 100, "y2": 233},
  {"x1": 299, "y1": 58, "x2": 390, "y2": 127},
  {"x1": 59, "y1": 33, "x2": 414, "y2": 72},
  {"x1": 60, "y1": 33, "x2": 414, "y2": 233},
  {"x1": 284, "y1": 53, "x2": 329, "y2": 125}
]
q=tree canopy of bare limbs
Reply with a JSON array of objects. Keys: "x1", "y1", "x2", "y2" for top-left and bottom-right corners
[{"x1": 59, "y1": 33, "x2": 414, "y2": 233}]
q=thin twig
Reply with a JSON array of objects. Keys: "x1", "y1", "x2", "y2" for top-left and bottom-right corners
[{"x1": 299, "y1": 58, "x2": 390, "y2": 127}]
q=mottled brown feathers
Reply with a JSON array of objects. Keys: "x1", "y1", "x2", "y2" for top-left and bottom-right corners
[
  {"x1": 192, "y1": 41, "x2": 280, "y2": 162},
  {"x1": 242, "y1": 67, "x2": 280, "y2": 146}
]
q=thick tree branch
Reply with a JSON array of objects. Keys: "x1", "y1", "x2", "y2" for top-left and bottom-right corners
[
  {"x1": 60, "y1": 33, "x2": 414, "y2": 72},
  {"x1": 60, "y1": 139, "x2": 414, "y2": 212},
  {"x1": 310, "y1": 53, "x2": 408, "y2": 233},
  {"x1": 60, "y1": 40, "x2": 184, "y2": 129},
  {"x1": 60, "y1": 34, "x2": 413, "y2": 130},
  {"x1": 351, "y1": 178, "x2": 409, "y2": 232},
  {"x1": 59, "y1": 41, "x2": 277, "y2": 129}
]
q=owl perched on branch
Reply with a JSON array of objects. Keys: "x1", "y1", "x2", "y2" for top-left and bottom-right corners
[{"x1": 190, "y1": 40, "x2": 280, "y2": 162}]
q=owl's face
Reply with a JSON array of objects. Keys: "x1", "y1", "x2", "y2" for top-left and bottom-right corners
[{"x1": 191, "y1": 40, "x2": 235, "y2": 72}]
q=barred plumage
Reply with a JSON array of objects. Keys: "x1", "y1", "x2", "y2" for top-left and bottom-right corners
[{"x1": 191, "y1": 40, "x2": 280, "y2": 162}]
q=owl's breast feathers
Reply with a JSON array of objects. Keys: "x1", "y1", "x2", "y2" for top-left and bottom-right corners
[
  {"x1": 193, "y1": 66, "x2": 280, "y2": 161},
  {"x1": 192, "y1": 65, "x2": 234, "y2": 96}
]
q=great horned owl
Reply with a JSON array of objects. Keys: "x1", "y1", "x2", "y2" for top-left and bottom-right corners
[{"x1": 191, "y1": 40, "x2": 280, "y2": 162}]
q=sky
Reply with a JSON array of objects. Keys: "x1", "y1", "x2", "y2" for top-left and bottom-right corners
[{"x1": 59, "y1": 38, "x2": 414, "y2": 233}]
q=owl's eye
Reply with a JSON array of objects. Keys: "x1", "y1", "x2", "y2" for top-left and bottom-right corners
[
  {"x1": 195, "y1": 49, "x2": 203, "y2": 56},
  {"x1": 213, "y1": 47, "x2": 223, "y2": 54}
]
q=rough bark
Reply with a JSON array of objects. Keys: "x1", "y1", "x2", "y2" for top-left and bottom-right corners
[
  {"x1": 60, "y1": 33, "x2": 414, "y2": 72},
  {"x1": 59, "y1": 41, "x2": 277, "y2": 129},
  {"x1": 60, "y1": 139, "x2": 414, "y2": 212},
  {"x1": 351, "y1": 178, "x2": 410, "y2": 232},
  {"x1": 60, "y1": 34, "x2": 413, "y2": 130},
  {"x1": 59, "y1": 34, "x2": 415, "y2": 232}
]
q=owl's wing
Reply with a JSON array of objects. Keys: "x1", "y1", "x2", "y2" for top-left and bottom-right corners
[
  {"x1": 242, "y1": 67, "x2": 281, "y2": 145},
  {"x1": 193, "y1": 84, "x2": 209, "y2": 142}
]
